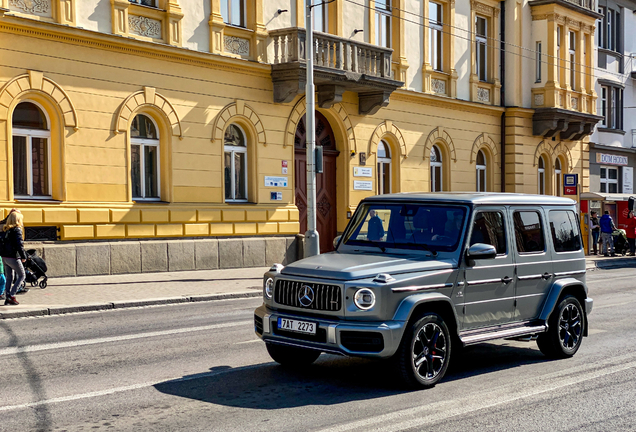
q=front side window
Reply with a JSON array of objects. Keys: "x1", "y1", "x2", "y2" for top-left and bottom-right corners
[
  {"x1": 12, "y1": 102, "x2": 51, "y2": 198},
  {"x1": 538, "y1": 156, "x2": 546, "y2": 195},
  {"x1": 377, "y1": 140, "x2": 391, "y2": 195},
  {"x1": 221, "y1": 0, "x2": 246, "y2": 27},
  {"x1": 470, "y1": 211, "x2": 506, "y2": 254},
  {"x1": 549, "y1": 210, "x2": 582, "y2": 253},
  {"x1": 600, "y1": 166, "x2": 618, "y2": 193},
  {"x1": 342, "y1": 203, "x2": 467, "y2": 253},
  {"x1": 429, "y1": 2, "x2": 443, "y2": 71},
  {"x1": 224, "y1": 124, "x2": 248, "y2": 202},
  {"x1": 513, "y1": 211, "x2": 546, "y2": 253},
  {"x1": 130, "y1": 114, "x2": 160, "y2": 200},
  {"x1": 430, "y1": 145, "x2": 443, "y2": 192},
  {"x1": 476, "y1": 16, "x2": 488, "y2": 81},
  {"x1": 476, "y1": 150, "x2": 486, "y2": 192},
  {"x1": 555, "y1": 158, "x2": 562, "y2": 197},
  {"x1": 375, "y1": 0, "x2": 391, "y2": 48}
]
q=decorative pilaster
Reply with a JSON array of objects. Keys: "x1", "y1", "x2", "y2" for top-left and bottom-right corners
[
  {"x1": 166, "y1": 0, "x2": 183, "y2": 47},
  {"x1": 209, "y1": 0, "x2": 225, "y2": 54},
  {"x1": 111, "y1": 0, "x2": 129, "y2": 36}
]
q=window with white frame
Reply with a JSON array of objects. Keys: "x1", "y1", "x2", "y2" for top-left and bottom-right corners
[
  {"x1": 224, "y1": 124, "x2": 248, "y2": 202},
  {"x1": 131, "y1": 114, "x2": 160, "y2": 200},
  {"x1": 12, "y1": 102, "x2": 51, "y2": 198},
  {"x1": 598, "y1": 7, "x2": 621, "y2": 52},
  {"x1": 569, "y1": 31, "x2": 576, "y2": 90},
  {"x1": 377, "y1": 140, "x2": 391, "y2": 195},
  {"x1": 128, "y1": 0, "x2": 157, "y2": 7},
  {"x1": 430, "y1": 145, "x2": 443, "y2": 192},
  {"x1": 476, "y1": 150, "x2": 487, "y2": 192},
  {"x1": 429, "y1": 2, "x2": 443, "y2": 71},
  {"x1": 597, "y1": 8, "x2": 605, "y2": 48},
  {"x1": 313, "y1": 0, "x2": 328, "y2": 32},
  {"x1": 535, "y1": 41, "x2": 542, "y2": 83},
  {"x1": 600, "y1": 166, "x2": 618, "y2": 193},
  {"x1": 600, "y1": 84, "x2": 624, "y2": 130},
  {"x1": 538, "y1": 155, "x2": 546, "y2": 195},
  {"x1": 221, "y1": 0, "x2": 246, "y2": 28},
  {"x1": 555, "y1": 158, "x2": 562, "y2": 196},
  {"x1": 375, "y1": 0, "x2": 391, "y2": 48},
  {"x1": 476, "y1": 16, "x2": 488, "y2": 82}
]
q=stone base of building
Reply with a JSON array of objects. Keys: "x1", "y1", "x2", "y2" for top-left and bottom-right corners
[{"x1": 25, "y1": 236, "x2": 302, "y2": 278}]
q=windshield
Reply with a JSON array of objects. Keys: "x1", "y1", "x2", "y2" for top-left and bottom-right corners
[{"x1": 342, "y1": 202, "x2": 467, "y2": 253}]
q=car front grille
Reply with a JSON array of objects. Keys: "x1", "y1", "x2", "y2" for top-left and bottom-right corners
[{"x1": 274, "y1": 279, "x2": 342, "y2": 311}]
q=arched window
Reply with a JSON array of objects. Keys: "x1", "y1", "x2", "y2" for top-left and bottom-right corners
[
  {"x1": 377, "y1": 140, "x2": 391, "y2": 194},
  {"x1": 538, "y1": 155, "x2": 546, "y2": 195},
  {"x1": 476, "y1": 150, "x2": 487, "y2": 192},
  {"x1": 430, "y1": 145, "x2": 443, "y2": 192},
  {"x1": 12, "y1": 101, "x2": 51, "y2": 198},
  {"x1": 224, "y1": 124, "x2": 248, "y2": 202},
  {"x1": 131, "y1": 114, "x2": 160, "y2": 200},
  {"x1": 555, "y1": 158, "x2": 562, "y2": 197}
]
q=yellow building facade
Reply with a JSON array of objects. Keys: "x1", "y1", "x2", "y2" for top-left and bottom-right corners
[{"x1": 0, "y1": 0, "x2": 600, "y2": 275}]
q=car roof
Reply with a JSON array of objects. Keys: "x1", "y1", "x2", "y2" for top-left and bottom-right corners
[{"x1": 363, "y1": 192, "x2": 577, "y2": 206}]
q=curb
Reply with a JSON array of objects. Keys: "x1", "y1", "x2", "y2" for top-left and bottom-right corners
[
  {"x1": 0, "y1": 290, "x2": 262, "y2": 320},
  {"x1": 586, "y1": 258, "x2": 636, "y2": 271}
]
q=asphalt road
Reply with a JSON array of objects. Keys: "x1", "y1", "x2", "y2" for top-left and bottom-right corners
[{"x1": 0, "y1": 267, "x2": 635, "y2": 432}]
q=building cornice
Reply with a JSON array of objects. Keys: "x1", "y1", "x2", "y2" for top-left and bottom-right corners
[{"x1": 392, "y1": 89, "x2": 506, "y2": 115}]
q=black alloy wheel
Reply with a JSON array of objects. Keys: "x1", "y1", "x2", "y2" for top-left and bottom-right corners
[{"x1": 537, "y1": 295, "x2": 584, "y2": 358}]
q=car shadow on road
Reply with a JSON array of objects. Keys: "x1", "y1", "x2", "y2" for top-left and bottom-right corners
[{"x1": 154, "y1": 342, "x2": 549, "y2": 409}]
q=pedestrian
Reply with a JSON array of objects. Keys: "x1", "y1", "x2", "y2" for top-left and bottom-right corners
[
  {"x1": 1, "y1": 210, "x2": 27, "y2": 306},
  {"x1": 599, "y1": 210, "x2": 616, "y2": 257},
  {"x1": 589, "y1": 211, "x2": 600, "y2": 255},
  {"x1": 367, "y1": 210, "x2": 385, "y2": 241},
  {"x1": 626, "y1": 211, "x2": 636, "y2": 256}
]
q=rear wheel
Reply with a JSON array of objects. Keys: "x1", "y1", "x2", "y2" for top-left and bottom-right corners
[
  {"x1": 266, "y1": 343, "x2": 321, "y2": 366},
  {"x1": 537, "y1": 295, "x2": 584, "y2": 358},
  {"x1": 393, "y1": 313, "x2": 451, "y2": 389}
]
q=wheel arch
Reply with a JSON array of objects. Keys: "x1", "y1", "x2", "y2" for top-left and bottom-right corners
[
  {"x1": 393, "y1": 293, "x2": 460, "y2": 339},
  {"x1": 539, "y1": 278, "x2": 589, "y2": 336}
]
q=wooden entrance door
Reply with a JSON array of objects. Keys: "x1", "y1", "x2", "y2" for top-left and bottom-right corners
[{"x1": 295, "y1": 112, "x2": 339, "y2": 253}]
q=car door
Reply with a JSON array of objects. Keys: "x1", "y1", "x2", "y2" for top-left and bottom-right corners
[
  {"x1": 511, "y1": 208, "x2": 554, "y2": 322},
  {"x1": 462, "y1": 208, "x2": 515, "y2": 329}
]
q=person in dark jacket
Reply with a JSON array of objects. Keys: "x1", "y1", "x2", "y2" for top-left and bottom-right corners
[
  {"x1": 599, "y1": 210, "x2": 616, "y2": 257},
  {"x1": 589, "y1": 211, "x2": 600, "y2": 255},
  {"x1": 1, "y1": 210, "x2": 26, "y2": 306},
  {"x1": 367, "y1": 210, "x2": 385, "y2": 241}
]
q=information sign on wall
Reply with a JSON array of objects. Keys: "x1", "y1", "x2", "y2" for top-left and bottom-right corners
[
  {"x1": 563, "y1": 173, "x2": 578, "y2": 195},
  {"x1": 264, "y1": 176, "x2": 288, "y2": 187},
  {"x1": 623, "y1": 166, "x2": 634, "y2": 194},
  {"x1": 353, "y1": 167, "x2": 373, "y2": 177},
  {"x1": 353, "y1": 180, "x2": 373, "y2": 191}
]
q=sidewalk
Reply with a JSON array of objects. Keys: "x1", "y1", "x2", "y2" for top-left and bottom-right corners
[
  {"x1": 585, "y1": 254, "x2": 636, "y2": 271},
  {"x1": 0, "y1": 267, "x2": 268, "y2": 319}
]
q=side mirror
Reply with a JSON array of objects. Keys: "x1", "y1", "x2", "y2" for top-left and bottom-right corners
[
  {"x1": 333, "y1": 235, "x2": 342, "y2": 249},
  {"x1": 466, "y1": 243, "x2": 497, "y2": 261}
]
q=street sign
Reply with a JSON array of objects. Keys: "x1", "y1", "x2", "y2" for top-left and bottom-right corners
[{"x1": 564, "y1": 174, "x2": 578, "y2": 196}]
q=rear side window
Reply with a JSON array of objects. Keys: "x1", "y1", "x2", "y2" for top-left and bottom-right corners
[
  {"x1": 549, "y1": 210, "x2": 582, "y2": 252},
  {"x1": 513, "y1": 211, "x2": 546, "y2": 253},
  {"x1": 470, "y1": 211, "x2": 507, "y2": 254}
]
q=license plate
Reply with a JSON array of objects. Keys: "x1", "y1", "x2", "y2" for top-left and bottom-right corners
[{"x1": 277, "y1": 317, "x2": 317, "y2": 335}]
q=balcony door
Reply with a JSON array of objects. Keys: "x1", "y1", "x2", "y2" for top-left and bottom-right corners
[{"x1": 295, "y1": 112, "x2": 339, "y2": 253}]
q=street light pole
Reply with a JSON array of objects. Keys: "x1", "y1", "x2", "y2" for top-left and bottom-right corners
[{"x1": 304, "y1": 0, "x2": 320, "y2": 257}]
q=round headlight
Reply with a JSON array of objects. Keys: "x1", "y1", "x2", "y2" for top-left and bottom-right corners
[
  {"x1": 264, "y1": 278, "x2": 274, "y2": 299},
  {"x1": 353, "y1": 288, "x2": 375, "y2": 310}
]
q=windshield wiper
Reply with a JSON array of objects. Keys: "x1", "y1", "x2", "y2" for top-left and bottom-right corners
[
  {"x1": 366, "y1": 240, "x2": 386, "y2": 253},
  {"x1": 410, "y1": 242, "x2": 438, "y2": 257}
]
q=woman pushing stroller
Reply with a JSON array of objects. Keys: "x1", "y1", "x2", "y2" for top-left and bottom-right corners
[{"x1": 1, "y1": 209, "x2": 26, "y2": 306}]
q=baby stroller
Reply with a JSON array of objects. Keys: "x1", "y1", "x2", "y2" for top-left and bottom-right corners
[
  {"x1": 16, "y1": 249, "x2": 48, "y2": 294},
  {"x1": 612, "y1": 229, "x2": 629, "y2": 256}
]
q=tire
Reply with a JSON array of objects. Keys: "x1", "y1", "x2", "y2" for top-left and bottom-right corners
[
  {"x1": 266, "y1": 343, "x2": 321, "y2": 366},
  {"x1": 537, "y1": 295, "x2": 584, "y2": 359},
  {"x1": 393, "y1": 313, "x2": 451, "y2": 389}
]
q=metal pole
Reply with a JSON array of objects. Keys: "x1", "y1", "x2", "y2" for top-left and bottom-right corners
[{"x1": 304, "y1": 0, "x2": 320, "y2": 257}]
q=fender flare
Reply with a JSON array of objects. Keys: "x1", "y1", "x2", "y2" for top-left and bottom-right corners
[
  {"x1": 392, "y1": 292, "x2": 460, "y2": 331},
  {"x1": 538, "y1": 277, "x2": 588, "y2": 322}
]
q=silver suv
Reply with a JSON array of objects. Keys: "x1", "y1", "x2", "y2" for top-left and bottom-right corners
[{"x1": 254, "y1": 193, "x2": 593, "y2": 388}]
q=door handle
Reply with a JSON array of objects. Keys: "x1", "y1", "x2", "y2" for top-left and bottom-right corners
[
  {"x1": 541, "y1": 272, "x2": 552, "y2": 280},
  {"x1": 502, "y1": 276, "x2": 513, "y2": 284}
]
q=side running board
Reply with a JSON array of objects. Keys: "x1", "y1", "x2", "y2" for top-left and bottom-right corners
[{"x1": 459, "y1": 324, "x2": 548, "y2": 346}]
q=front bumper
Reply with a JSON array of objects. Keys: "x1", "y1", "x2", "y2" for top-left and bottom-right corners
[{"x1": 254, "y1": 304, "x2": 406, "y2": 359}]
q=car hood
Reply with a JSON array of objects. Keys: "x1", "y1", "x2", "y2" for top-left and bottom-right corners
[{"x1": 280, "y1": 252, "x2": 456, "y2": 280}]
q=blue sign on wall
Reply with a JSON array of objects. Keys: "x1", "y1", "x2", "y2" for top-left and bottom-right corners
[{"x1": 563, "y1": 174, "x2": 578, "y2": 195}]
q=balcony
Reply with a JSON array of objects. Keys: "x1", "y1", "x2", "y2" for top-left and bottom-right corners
[
  {"x1": 269, "y1": 27, "x2": 403, "y2": 115},
  {"x1": 528, "y1": 0, "x2": 600, "y2": 17}
]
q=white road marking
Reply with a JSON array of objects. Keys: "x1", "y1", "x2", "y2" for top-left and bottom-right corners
[
  {"x1": 235, "y1": 339, "x2": 262, "y2": 345},
  {"x1": 0, "y1": 320, "x2": 252, "y2": 357}
]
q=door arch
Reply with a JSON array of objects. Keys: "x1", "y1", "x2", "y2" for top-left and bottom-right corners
[{"x1": 295, "y1": 111, "x2": 339, "y2": 253}]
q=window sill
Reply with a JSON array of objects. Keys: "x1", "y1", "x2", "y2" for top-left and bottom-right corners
[
  {"x1": 132, "y1": 199, "x2": 168, "y2": 204},
  {"x1": 14, "y1": 196, "x2": 58, "y2": 203},
  {"x1": 225, "y1": 200, "x2": 250, "y2": 204},
  {"x1": 597, "y1": 127, "x2": 626, "y2": 135}
]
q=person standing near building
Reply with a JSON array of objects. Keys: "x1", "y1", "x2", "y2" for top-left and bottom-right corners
[
  {"x1": 367, "y1": 210, "x2": 385, "y2": 241},
  {"x1": 599, "y1": 210, "x2": 616, "y2": 257},
  {"x1": 626, "y1": 211, "x2": 636, "y2": 256},
  {"x1": 1, "y1": 210, "x2": 27, "y2": 306},
  {"x1": 590, "y1": 211, "x2": 600, "y2": 255}
]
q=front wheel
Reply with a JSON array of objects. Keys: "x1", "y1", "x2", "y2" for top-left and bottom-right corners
[
  {"x1": 266, "y1": 343, "x2": 321, "y2": 366},
  {"x1": 537, "y1": 295, "x2": 584, "y2": 359},
  {"x1": 393, "y1": 313, "x2": 451, "y2": 389}
]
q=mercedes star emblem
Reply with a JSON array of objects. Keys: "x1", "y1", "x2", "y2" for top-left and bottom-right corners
[{"x1": 298, "y1": 285, "x2": 315, "y2": 307}]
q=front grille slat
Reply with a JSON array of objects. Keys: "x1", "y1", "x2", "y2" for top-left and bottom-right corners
[{"x1": 274, "y1": 279, "x2": 342, "y2": 311}]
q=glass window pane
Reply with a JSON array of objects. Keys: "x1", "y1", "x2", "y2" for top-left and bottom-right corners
[
  {"x1": 224, "y1": 152, "x2": 232, "y2": 200},
  {"x1": 609, "y1": 183, "x2": 618, "y2": 193},
  {"x1": 224, "y1": 124, "x2": 246, "y2": 147},
  {"x1": 144, "y1": 145, "x2": 158, "y2": 198},
  {"x1": 31, "y1": 137, "x2": 49, "y2": 196},
  {"x1": 600, "y1": 183, "x2": 607, "y2": 193},
  {"x1": 230, "y1": 0, "x2": 243, "y2": 26},
  {"x1": 12, "y1": 136, "x2": 28, "y2": 196},
  {"x1": 383, "y1": 163, "x2": 391, "y2": 194},
  {"x1": 539, "y1": 156, "x2": 544, "y2": 169},
  {"x1": 514, "y1": 211, "x2": 545, "y2": 253},
  {"x1": 477, "y1": 150, "x2": 485, "y2": 165},
  {"x1": 479, "y1": 168, "x2": 486, "y2": 192},
  {"x1": 600, "y1": 167, "x2": 606, "y2": 178},
  {"x1": 235, "y1": 152, "x2": 247, "y2": 200},
  {"x1": 434, "y1": 166, "x2": 442, "y2": 191},
  {"x1": 131, "y1": 115, "x2": 157, "y2": 139},
  {"x1": 550, "y1": 210, "x2": 581, "y2": 252},
  {"x1": 478, "y1": 42, "x2": 487, "y2": 80},
  {"x1": 13, "y1": 102, "x2": 47, "y2": 130},
  {"x1": 221, "y1": 0, "x2": 228, "y2": 23},
  {"x1": 313, "y1": 0, "x2": 324, "y2": 31},
  {"x1": 608, "y1": 168, "x2": 618, "y2": 180},
  {"x1": 131, "y1": 145, "x2": 142, "y2": 198},
  {"x1": 377, "y1": 141, "x2": 387, "y2": 158},
  {"x1": 470, "y1": 212, "x2": 506, "y2": 254}
]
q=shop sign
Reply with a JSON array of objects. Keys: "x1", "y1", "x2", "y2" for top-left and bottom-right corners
[
  {"x1": 623, "y1": 167, "x2": 634, "y2": 194},
  {"x1": 353, "y1": 180, "x2": 373, "y2": 191},
  {"x1": 563, "y1": 173, "x2": 577, "y2": 195},
  {"x1": 264, "y1": 176, "x2": 288, "y2": 187},
  {"x1": 353, "y1": 167, "x2": 373, "y2": 177},
  {"x1": 596, "y1": 153, "x2": 628, "y2": 166}
]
